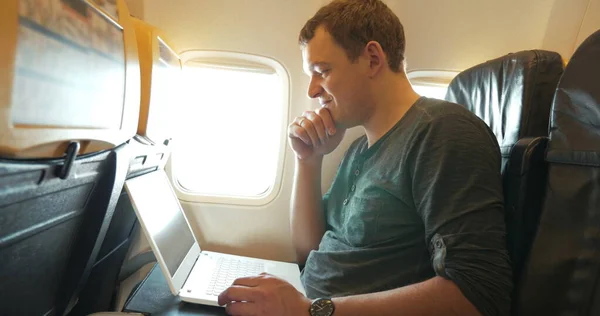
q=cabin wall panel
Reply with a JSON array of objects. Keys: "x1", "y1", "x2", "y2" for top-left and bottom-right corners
[
  {"x1": 125, "y1": 0, "x2": 145, "y2": 19},
  {"x1": 575, "y1": 0, "x2": 600, "y2": 48},
  {"x1": 541, "y1": 0, "x2": 590, "y2": 61},
  {"x1": 388, "y1": 0, "x2": 588, "y2": 71}
]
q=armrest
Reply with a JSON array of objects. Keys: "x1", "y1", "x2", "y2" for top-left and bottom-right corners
[
  {"x1": 505, "y1": 137, "x2": 548, "y2": 176},
  {"x1": 503, "y1": 136, "x2": 549, "y2": 282}
]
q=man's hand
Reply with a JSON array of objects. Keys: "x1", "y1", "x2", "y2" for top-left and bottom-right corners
[
  {"x1": 288, "y1": 108, "x2": 345, "y2": 161},
  {"x1": 218, "y1": 273, "x2": 311, "y2": 316}
]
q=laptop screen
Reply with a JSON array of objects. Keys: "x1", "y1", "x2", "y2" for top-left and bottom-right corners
[{"x1": 125, "y1": 170, "x2": 196, "y2": 277}]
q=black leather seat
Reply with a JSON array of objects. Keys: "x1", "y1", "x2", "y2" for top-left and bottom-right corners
[
  {"x1": 0, "y1": 147, "x2": 130, "y2": 316},
  {"x1": 445, "y1": 49, "x2": 564, "y2": 276},
  {"x1": 514, "y1": 29, "x2": 600, "y2": 316},
  {"x1": 0, "y1": 2, "x2": 140, "y2": 314},
  {"x1": 445, "y1": 50, "x2": 564, "y2": 171}
]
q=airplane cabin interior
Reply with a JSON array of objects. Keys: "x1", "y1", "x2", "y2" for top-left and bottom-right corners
[{"x1": 0, "y1": 0, "x2": 599, "y2": 315}]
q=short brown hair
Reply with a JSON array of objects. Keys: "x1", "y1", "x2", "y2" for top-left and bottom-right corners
[{"x1": 299, "y1": 0, "x2": 406, "y2": 73}]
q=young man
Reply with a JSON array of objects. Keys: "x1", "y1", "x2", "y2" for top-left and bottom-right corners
[{"x1": 218, "y1": 1, "x2": 512, "y2": 315}]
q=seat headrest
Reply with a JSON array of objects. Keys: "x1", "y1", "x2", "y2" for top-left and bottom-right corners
[
  {"x1": 547, "y1": 30, "x2": 600, "y2": 167},
  {"x1": 446, "y1": 50, "x2": 563, "y2": 158}
]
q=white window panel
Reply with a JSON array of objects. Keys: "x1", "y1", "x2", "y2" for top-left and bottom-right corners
[
  {"x1": 412, "y1": 84, "x2": 450, "y2": 100},
  {"x1": 171, "y1": 51, "x2": 289, "y2": 205},
  {"x1": 407, "y1": 69, "x2": 459, "y2": 100}
]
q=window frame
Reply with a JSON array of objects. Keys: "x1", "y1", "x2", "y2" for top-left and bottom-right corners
[{"x1": 167, "y1": 50, "x2": 290, "y2": 206}]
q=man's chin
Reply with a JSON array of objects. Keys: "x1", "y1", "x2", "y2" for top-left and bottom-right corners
[
  {"x1": 334, "y1": 120, "x2": 356, "y2": 130},
  {"x1": 330, "y1": 113, "x2": 357, "y2": 130}
]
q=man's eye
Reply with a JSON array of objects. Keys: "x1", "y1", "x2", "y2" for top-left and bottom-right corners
[{"x1": 319, "y1": 69, "x2": 330, "y2": 76}]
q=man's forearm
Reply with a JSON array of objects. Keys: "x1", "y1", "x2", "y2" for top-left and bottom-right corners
[
  {"x1": 331, "y1": 276, "x2": 481, "y2": 316},
  {"x1": 290, "y1": 157, "x2": 326, "y2": 264}
]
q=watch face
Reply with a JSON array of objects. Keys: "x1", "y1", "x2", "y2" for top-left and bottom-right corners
[{"x1": 310, "y1": 298, "x2": 335, "y2": 316}]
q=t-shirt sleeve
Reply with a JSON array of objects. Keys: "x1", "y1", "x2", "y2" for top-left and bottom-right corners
[{"x1": 411, "y1": 114, "x2": 513, "y2": 316}]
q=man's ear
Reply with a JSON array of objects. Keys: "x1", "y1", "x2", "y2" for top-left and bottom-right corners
[{"x1": 364, "y1": 41, "x2": 386, "y2": 77}]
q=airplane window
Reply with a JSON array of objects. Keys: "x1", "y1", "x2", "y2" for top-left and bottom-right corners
[
  {"x1": 412, "y1": 84, "x2": 449, "y2": 100},
  {"x1": 407, "y1": 70, "x2": 459, "y2": 100},
  {"x1": 173, "y1": 61, "x2": 285, "y2": 198}
]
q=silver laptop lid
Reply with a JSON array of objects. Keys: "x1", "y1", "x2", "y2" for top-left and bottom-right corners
[{"x1": 125, "y1": 170, "x2": 201, "y2": 295}]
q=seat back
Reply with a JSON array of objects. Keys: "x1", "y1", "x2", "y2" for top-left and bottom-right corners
[
  {"x1": 515, "y1": 29, "x2": 600, "y2": 315},
  {"x1": 445, "y1": 49, "x2": 563, "y2": 268},
  {"x1": 445, "y1": 51, "x2": 564, "y2": 309},
  {"x1": 445, "y1": 50, "x2": 564, "y2": 170},
  {"x1": 0, "y1": 148, "x2": 129, "y2": 316},
  {"x1": 0, "y1": 1, "x2": 140, "y2": 315}
]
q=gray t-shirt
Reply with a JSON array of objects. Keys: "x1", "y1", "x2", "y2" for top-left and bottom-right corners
[{"x1": 300, "y1": 97, "x2": 512, "y2": 316}]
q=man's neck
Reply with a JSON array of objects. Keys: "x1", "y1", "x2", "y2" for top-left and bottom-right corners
[{"x1": 363, "y1": 74, "x2": 421, "y2": 147}]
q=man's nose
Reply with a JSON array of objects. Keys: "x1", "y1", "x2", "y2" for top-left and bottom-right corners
[{"x1": 307, "y1": 77, "x2": 323, "y2": 99}]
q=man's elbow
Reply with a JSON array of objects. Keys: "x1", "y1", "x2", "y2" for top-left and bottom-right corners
[
  {"x1": 295, "y1": 250, "x2": 309, "y2": 265},
  {"x1": 291, "y1": 232, "x2": 323, "y2": 265},
  {"x1": 291, "y1": 240, "x2": 317, "y2": 265},
  {"x1": 435, "y1": 277, "x2": 483, "y2": 316}
]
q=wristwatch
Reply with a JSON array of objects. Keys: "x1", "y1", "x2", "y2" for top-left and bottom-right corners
[{"x1": 309, "y1": 298, "x2": 335, "y2": 316}]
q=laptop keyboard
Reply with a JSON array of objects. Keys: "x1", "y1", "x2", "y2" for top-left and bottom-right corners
[{"x1": 205, "y1": 256, "x2": 265, "y2": 296}]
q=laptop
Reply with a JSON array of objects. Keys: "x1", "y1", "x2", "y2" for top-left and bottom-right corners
[{"x1": 124, "y1": 170, "x2": 306, "y2": 306}]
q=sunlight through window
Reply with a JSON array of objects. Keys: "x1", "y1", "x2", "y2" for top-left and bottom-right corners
[
  {"x1": 174, "y1": 64, "x2": 284, "y2": 198},
  {"x1": 408, "y1": 70, "x2": 459, "y2": 100},
  {"x1": 412, "y1": 84, "x2": 449, "y2": 100}
]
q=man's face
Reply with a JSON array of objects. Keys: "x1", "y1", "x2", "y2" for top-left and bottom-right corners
[{"x1": 302, "y1": 26, "x2": 372, "y2": 128}]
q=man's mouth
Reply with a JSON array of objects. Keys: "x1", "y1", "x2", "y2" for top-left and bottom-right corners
[{"x1": 320, "y1": 98, "x2": 333, "y2": 107}]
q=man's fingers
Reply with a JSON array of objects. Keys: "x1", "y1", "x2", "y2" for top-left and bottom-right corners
[
  {"x1": 217, "y1": 285, "x2": 261, "y2": 306},
  {"x1": 289, "y1": 110, "x2": 335, "y2": 148},
  {"x1": 225, "y1": 301, "x2": 258, "y2": 316},
  {"x1": 305, "y1": 112, "x2": 328, "y2": 145},
  {"x1": 288, "y1": 123, "x2": 311, "y2": 145},
  {"x1": 296, "y1": 116, "x2": 320, "y2": 147},
  {"x1": 232, "y1": 275, "x2": 264, "y2": 287},
  {"x1": 315, "y1": 108, "x2": 336, "y2": 135}
]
